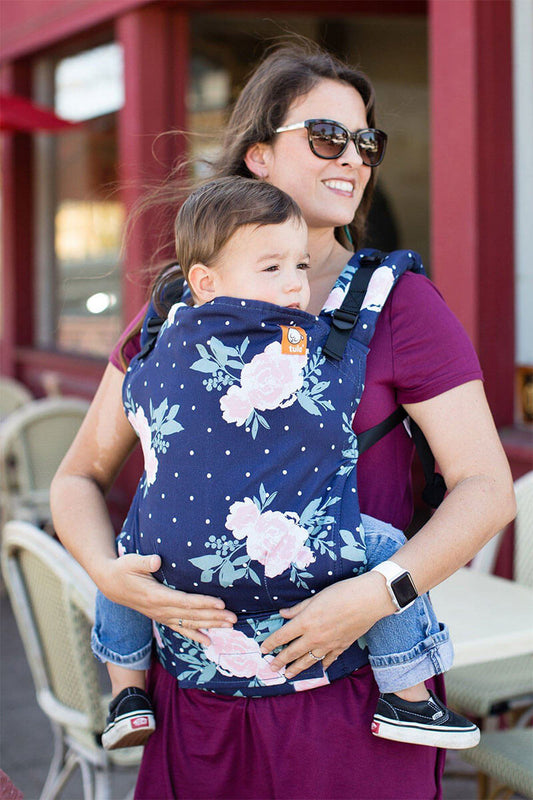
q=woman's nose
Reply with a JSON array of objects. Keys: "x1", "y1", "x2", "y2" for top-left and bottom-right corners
[{"x1": 340, "y1": 137, "x2": 364, "y2": 167}]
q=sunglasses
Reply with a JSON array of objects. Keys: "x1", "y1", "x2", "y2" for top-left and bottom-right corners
[{"x1": 275, "y1": 119, "x2": 387, "y2": 167}]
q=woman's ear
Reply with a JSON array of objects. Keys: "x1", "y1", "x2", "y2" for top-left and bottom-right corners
[
  {"x1": 244, "y1": 143, "x2": 271, "y2": 179},
  {"x1": 187, "y1": 263, "x2": 216, "y2": 304}
]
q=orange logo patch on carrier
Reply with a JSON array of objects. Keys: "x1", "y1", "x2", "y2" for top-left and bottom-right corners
[{"x1": 280, "y1": 325, "x2": 307, "y2": 356}]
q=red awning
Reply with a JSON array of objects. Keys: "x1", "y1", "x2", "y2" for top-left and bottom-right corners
[{"x1": 0, "y1": 93, "x2": 77, "y2": 132}]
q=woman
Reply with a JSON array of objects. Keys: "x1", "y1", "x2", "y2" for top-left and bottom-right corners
[{"x1": 51, "y1": 40, "x2": 515, "y2": 799}]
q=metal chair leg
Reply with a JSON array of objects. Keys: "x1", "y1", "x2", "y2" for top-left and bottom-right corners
[{"x1": 93, "y1": 764, "x2": 111, "y2": 800}]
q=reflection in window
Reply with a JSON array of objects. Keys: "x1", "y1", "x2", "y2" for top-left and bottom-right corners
[{"x1": 35, "y1": 42, "x2": 124, "y2": 357}]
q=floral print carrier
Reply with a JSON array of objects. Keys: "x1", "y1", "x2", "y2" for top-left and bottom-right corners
[{"x1": 118, "y1": 249, "x2": 424, "y2": 696}]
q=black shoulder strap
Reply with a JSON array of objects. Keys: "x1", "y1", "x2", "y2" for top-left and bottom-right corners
[
  {"x1": 322, "y1": 252, "x2": 447, "y2": 508},
  {"x1": 358, "y1": 408, "x2": 447, "y2": 509},
  {"x1": 322, "y1": 251, "x2": 385, "y2": 361},
  {"x1": 138, "y1": 275, "x2": 185, "y2": 360}
]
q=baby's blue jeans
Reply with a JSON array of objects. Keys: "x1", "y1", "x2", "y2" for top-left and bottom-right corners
[{"x1": 91, "y1": 514, "x2": 453, "y2": 692}]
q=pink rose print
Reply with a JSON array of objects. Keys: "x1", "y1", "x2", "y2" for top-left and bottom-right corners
[
  {"x1": 225, "y1": 502, "x2": 315, "y2": 578},
  {"x1": 220, "y1": 341, "x2": 306, "y2": 424},
  {"x1": 225, "y1": 498, "x2": 261, "y2": 539},
  {"x1": 249, "y1": 510, "x2": 315, "y2": 578},
  {"x1": 203, "y1": 627, "x2": 286, "y2": 684},
  {"x1": 293, "y1": 674, "x2": 331, "y2": 692},
  {"x1": 127, "y1": 406, "x2": 158, "y2": 485},
  {"x1": 322, "y1": 284, "x2": 348, "y2": 312},
  {"x1": 219, "y1": 385, "x2": 253, "y2": 427},
  {"x1": 361, "y1": 266, "x2": 395, "y2": 312}
]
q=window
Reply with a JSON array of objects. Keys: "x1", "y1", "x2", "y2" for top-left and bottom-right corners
[{"x1": 34, "y1": 42, "x2": 124, "y2": 358}]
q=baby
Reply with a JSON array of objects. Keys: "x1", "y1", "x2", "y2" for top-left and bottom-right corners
[{"x1": 92, "y1": 177, "x2": 479, "y2": 752}]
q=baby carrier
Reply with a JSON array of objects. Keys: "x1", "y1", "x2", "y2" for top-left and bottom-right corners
[{"x1": 118, "y1": 249, "x2": 445, "y2": 697}]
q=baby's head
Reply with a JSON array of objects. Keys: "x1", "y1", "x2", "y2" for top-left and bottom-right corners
[{"x1": 174, "y1": 177, "x2": 310, "y2": 310}]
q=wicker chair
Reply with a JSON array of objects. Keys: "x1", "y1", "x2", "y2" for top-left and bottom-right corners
[
  {"x1": 0, "y1": 377, "x2": 33, "y2": 421},
  {"x1": 1, "y1": 520, "x2": 141, "y2": 800},
  {"x1": 445, "y1": 471, "x2": 533, "y2": 724},
  {"x1": 0, "y1": 397, "x2": 89, "y2": 528},
  {"x1": 461, "y1": 728, "x2": 533, "y2": 799}
]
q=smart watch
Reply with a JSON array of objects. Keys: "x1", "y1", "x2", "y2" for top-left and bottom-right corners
[{"x1": 370, "y1": 560, "x2": 418, "y2": 614}]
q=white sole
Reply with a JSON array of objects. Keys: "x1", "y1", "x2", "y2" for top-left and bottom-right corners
[
  {"x1": 371, "y1": 716, "x2": 480, "y2": 749},
  {"x1": 102, "y1": 711, "x2": 156, "y2": 750}
]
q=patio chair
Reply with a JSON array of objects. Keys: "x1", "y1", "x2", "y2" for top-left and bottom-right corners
[
  {"x1": 0, "y1": 377, "x2": 33, "y2": 421},
  {"x1": 446, "y1": 471, "x2": 533, "y2": 722},
  {"x1": 461, "y1": 728, "x2": 533, "y2": 799},
  {"x1": 0, "y1": 397, "x2": 89, "y2": 528},
  {"x1": 1, "y1": 520, "x2": 142, "y2": 800}
]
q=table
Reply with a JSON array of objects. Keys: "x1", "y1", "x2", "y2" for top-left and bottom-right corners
[{"x1": 430, "y1": 567, "x2": 533, "y2": 668}]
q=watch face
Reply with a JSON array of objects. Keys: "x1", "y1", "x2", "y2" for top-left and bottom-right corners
[{"x1": 391, "y1": 573, "x2": 418, "y2": 608}]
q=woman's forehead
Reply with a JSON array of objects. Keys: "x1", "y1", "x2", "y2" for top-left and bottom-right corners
[{"x1": 284, "y1": 79, "x2": 367, "y2": 128}]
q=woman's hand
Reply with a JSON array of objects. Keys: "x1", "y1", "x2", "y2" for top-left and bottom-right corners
[
  {"x1": 260, "y1": 571, "x2": 395, "y2": 679},
  {"x1": 101, "y1": 552, "x2": 237, "y2": 647}
]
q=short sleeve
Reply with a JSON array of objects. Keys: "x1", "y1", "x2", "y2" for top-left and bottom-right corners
[
  {"x1": 390, "y1": 272, "x2": 483, "y2": 405},
  {"x1": 109, "y1": 303, "x2": 147, "y2": 373}
]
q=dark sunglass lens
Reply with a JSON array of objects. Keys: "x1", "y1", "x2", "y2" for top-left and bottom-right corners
[
  {"x1": 309, "y1": 122, "x2": 348, "y2": 158},
  {"x1": 357, "y1": 130, "x2": 386, "y2": 166}
]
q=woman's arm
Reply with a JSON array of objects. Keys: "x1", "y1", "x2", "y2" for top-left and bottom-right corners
[
  {"x1": 261, "y1": 380, "x2": 515, "y2": 677},
  {"x1": 51, "y1": 363, "x2": 237, "y2": 646}
]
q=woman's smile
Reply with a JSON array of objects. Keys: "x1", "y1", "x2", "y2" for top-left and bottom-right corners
[{"x1": 322, "y1": 178, "x2": 355, "y2": 197}]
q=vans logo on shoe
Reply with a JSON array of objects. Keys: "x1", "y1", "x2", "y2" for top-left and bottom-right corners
[
  {"x1": 428, "y1": 699, "x2": 444, "y2": 720},
  {"x1": 131, "y1": 717, "x2": 150, "y2": 728},
  {"x1": 371, "y1": 721, "x2": 380, "y2": 734}
]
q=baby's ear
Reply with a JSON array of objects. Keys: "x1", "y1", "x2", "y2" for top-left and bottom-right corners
[{"x1": 187, "y1": 263, "x2": 216, "y2": 304}]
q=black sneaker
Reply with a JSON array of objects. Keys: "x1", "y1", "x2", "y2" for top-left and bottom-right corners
[
  {"x1": 101, "y1": 687, "x2": 156, "y2": 750},
  {"x1": 371, "y1": 690, "x2": 480, "y2": 749}
]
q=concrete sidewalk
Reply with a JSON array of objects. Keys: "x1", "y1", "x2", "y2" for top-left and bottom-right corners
[{"x1": 0, "y1": 588, "x2": 520, "y2": 800}]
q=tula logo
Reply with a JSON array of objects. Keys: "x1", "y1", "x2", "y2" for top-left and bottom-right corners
[{"x1": 280, "y1": 325, "x2": 307, "y2": 356}]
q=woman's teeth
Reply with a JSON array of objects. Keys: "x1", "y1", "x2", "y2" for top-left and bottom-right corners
[{"x1": 324, "y1": 180, "x2": 354, "y2": 193}]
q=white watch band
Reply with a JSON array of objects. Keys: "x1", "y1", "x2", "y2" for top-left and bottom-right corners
[{"x1": 370, "y1": 560, "x2": 417, "y2": 614}]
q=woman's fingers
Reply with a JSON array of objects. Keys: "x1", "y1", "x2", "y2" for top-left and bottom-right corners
[
  {"x1": 110, "y1": 554, "x2": 237, "y2": 627},
  {"x1": 260, "y1": 615, "x2": 302, "y2": 656},
  {"x1": 284, "y1": 647, "x2": 343, "y2": 679},
  {"x1": 262, "y1": 574, "x2": 389, "y2": 675},
  {"x1": 279, "y1": 597, "x2": 312, "y2": 618},
  {"x1": 174, "y1": 626, "x2": 212, "y2": 647}
]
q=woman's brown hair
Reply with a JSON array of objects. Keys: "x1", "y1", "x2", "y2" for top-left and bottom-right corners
[{"x1": 119, "y1": 38, "x2": 378, "y2": 367}]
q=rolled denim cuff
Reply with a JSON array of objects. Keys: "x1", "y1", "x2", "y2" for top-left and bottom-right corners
[
  {"x1": 368, "y1": 623, "x2": 454, "y2": 693},
  {"x1": 91, "y1": 628, "x2": 153, "y2": 670}
]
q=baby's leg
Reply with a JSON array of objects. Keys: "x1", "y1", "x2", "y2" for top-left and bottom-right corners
[
  {"x1": 92, "y1": 590, "x2": 155, "y2": 749},
  {"x1": 362, "y1": 515, "x2": 479, "y2": 749},
  {"x1": 362, "y1": 515, "x2": 453, "y2": 694}
]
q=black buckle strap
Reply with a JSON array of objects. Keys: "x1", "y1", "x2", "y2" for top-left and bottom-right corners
[
  {"x1": 323, "y1": 309, "x2": 360, "y2": 361},
  {"x1": 331, "y1": 308, "x2": 359, "y2": 331},
  {"x1": 322, "y1": 255, "x2": 383, "y2": 361}
]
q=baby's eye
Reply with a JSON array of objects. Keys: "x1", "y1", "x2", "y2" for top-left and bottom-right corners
[
  {"x1": 297, "y1": 262, "x2": 311, "y2": 271},
  {"x1": 263, "y1": 265, "x2": 279, "y2": 273}
]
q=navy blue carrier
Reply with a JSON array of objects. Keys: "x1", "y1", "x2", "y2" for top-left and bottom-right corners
[{"x1": 118, "y1": 249, "x2": 438, "y2": 697}]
